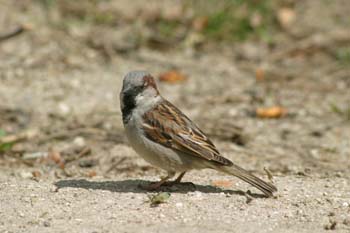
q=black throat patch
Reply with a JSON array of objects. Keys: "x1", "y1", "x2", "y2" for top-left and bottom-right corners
[{"x1": 121, "y1": 86, "x2": 143, "y2": 124}]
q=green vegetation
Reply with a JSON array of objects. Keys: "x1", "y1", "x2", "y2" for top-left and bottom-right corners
[
  {"x1": 192, "y1": 0, "x2": 276, "y2": 41},
  {"x1": 0, "y1": 129, "x2": 14, "y2": 152},
  {"x1": 35, "y1": 0, "x2": 277, "y2": 44},
  {"x1": 156, "y1": 21, "x2": 182, "y2": 38},
  {"x1": 335, "y1": 47, "x2": 350, "y2": 65},
  {"x1": 0, "y1": 129, "x2": 6, "y2": 138},
  {"x1": 36, "y1": 0, "x2": 118, "y2": 25},
  {"x1": 330, "y1": 103, "x2": 350, "y2": 121}
]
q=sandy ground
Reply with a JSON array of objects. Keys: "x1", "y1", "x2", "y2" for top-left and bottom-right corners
[
  {"x1": 1, "y1": 1, "x2": 350, "y2": 232},
  {"x1": 1, "y1": 175, "x2": 349, "y2": 233}
]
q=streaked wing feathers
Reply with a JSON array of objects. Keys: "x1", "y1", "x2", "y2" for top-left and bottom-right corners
[{"x1": 142, "y1": 100, "x2": 233, "y2": 166}]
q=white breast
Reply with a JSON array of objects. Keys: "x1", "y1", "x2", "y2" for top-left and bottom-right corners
[{"x1": 124, "y1": 111, "x2": 190, "y2": 172}]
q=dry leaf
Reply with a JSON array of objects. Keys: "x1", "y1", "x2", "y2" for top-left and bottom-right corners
[
  {"x1": 256, "y1": 107, "x2": 287, "y2": 118},
  {"x1": 48, "y1": 149, "x2": 65, "y2": 169},
  {"x1": 159, "y1": 70, "x2": 186, "y2": 84},
  {"x1": 211, "y1": 180, "x2": 233, "y2": 188},
  {"x1": 255, "y1": 68, "x2": 265, "y2": 81},
  {"x1": 87, "y1": 171, "x2": 97, "y2": 178},
  {"x1": 192, "y1": 16, "x2": 209, "y2": 31},
  {"x1": 32, "y1": 171, "x2": 41, "y2": 178},
  {"x1": 277, "y1": 8, "x2": 296, "y2": 29}
]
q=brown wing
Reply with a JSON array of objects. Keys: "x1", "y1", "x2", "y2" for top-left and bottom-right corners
[{"x1": 142, "y1": 100, "x2": 233, "y2": 166}]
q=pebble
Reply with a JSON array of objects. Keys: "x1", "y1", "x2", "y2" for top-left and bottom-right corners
[
  {"x1": 296, "y1": 210, "x2": 303, "y2": 215},
  {"x1": 73, "y1": 137, "x2": 86, "y2": 147},
  {"x1": 189, "y1": 191, "x2": 203, "y2": 200},
  {"x1": 175, "y1": 202, "x2": 183, "y2": 208},
  {"x1": 43, "y1": 221, "x2": 51, "y2": 227},
  {"x1": 310, "y1": 149, "x2": 319, "y2": 157},
  {"x1": 284, "y1": 213, "x2": 293, "y2": 218},
  {"x1": 342, "y1": 202, "x2": 349, "y2": 208},
  {"x1": 58, "y1": 102, "x2": 71, "y2": 115},
  {"x1": 19, "y1": 171, "x2": 33, "y2": 179},
  {"x1": 343, "y1": 218, "x2": 350, "y2": 226},
  {"x1": 23, "y1": 152, "x2": 48, "y2": 160},
  {"x1": 50, "y1": 186, "x2": 59, "y2": 193}
]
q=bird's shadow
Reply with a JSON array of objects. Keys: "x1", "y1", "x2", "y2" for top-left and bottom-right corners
[{"x1": 54, "y1": 179, "x2": 267, "y2": 198}]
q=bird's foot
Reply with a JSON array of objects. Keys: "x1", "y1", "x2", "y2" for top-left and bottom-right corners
[
  {"x1": 164, "y1": 181, "x2": 196, "y2": 190},
  {"x1": 139, "y1": 181, "x2": 165, "y2": 191}
]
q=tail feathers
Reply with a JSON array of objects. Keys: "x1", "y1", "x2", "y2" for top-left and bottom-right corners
[{"x1": 217, "y1": 164, "x2": 277, "y2": 197}]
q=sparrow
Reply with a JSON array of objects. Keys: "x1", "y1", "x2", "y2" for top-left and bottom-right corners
[{"x1": 120, "y1": 71, "x2": 277, "y2": 197}]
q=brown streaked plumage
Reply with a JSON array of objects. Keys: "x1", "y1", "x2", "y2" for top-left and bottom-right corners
[{"x1": 142, "y1": 100, "x2": 233, "y2": 166}]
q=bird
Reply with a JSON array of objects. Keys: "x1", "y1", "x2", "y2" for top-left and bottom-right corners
[{"x1": 120, "y1": 70, "x2": 277, "y2": 197}]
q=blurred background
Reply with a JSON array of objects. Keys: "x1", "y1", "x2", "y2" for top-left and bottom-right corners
[
  {"x1": 0, "y1": 0, "x2": 349, "y2": 184},
  {"x1": 1, "y1": 1, "x2": 350, "y2": 231}
]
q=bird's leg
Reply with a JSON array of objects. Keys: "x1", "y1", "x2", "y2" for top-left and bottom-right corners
[
  {"x1": 143, "y1": 171, "x2": 175, "y2": 191},
  {"x1": 161, "y1": 172, "x2": 186, "y2": 186},
  {"x1": 173, "y1": 172, "x2": 186, "y2": 183},
  {"x1": 168, "y1": 172, "x2": 196, "y2": 189}
]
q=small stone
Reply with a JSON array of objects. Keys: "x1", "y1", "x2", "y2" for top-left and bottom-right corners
[
  {"x1": 342, "y1": 202, "x2": 349, "y2": 208},
  {"x1": 328, "y1": 212, "x2": 335, "y2": 217},
  {"x1": 194, "y1": 191, "x2": 202, "y2": 197},
  {"x1": 43, "y1": 221, "x2": 50, "y2": 227},
  {"x1": 175, "y1": 202, "x2": 183, "y2": 208},
  {"x1": 19, "y1": 171, "x2": 33, "y2": 179},
  {"x1": 103, "y1": 122, "x2": 113, "y2": 130},
  {"x1": 50, "y1": 186, "x2": 59, "y2": 193},
  {"x1": 190, "y1": 191, "x2": 203, "y2": 200},
  {"x1": 343, "y1": 218, "x2": 350, "y2": 226},
  {"x1": 79, "y1": 159, "x2": 97, "y2": 168},
  {"x1": 58, "y1": 102, "x2": 70, "y2": 115},
  {"x1": 310, "y1": 149, "x2": 319, "y2": 157},
  {"x1": 324, "y1": 220, "x2": 337, "y2": 230},
  {"x1": 23, "y1": 152, "x2": 48, "y2": 160},
  {"x1": 315, "y1": 198, "x2": 322, "y2": 204},
  {"x1": 73, "y1": 137, "x2": 86, "y2": 147}
]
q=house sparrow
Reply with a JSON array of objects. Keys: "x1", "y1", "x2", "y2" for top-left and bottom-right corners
[{"x1": 120, "y1": 71, "x2": 277, "y2": 197}]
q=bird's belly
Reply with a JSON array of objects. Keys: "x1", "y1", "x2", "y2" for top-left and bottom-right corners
[{"x1": 124, "y1": 122, "x2": 191, "y2": 172}]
